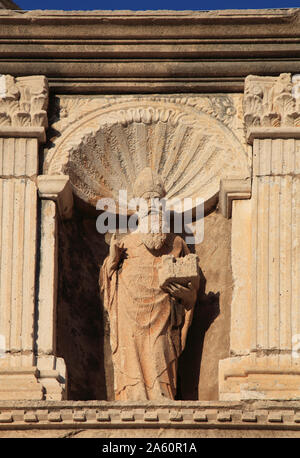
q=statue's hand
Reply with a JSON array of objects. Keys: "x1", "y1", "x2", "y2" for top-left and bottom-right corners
[
  {"x1": 163, "y1": 280, "x2": 198, "y2": 308},
  {"x1": 108, "y1": 234, "x2": 126, "y2": 272}
]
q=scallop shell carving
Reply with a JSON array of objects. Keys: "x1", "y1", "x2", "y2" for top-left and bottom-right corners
[{"x1": 45, "y1": 100, "x2": 250, "y2": 208}]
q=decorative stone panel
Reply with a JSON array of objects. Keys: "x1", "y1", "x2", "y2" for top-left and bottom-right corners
[{"x1": 0, "y1": 401, "x2": 300, "y2": 437}]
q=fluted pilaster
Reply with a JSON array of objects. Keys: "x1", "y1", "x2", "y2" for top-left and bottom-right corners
[
  {"x1": 0, "y1": 74, "x2": 49, "y2": 400},
  {"x1": 220, "y1": 130, "x2": 300, "y2": 401}
]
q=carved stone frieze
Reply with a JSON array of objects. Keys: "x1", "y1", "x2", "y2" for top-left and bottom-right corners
[
  {"x1": 48, "y1": 94, "x2": 240, "y2": 135},
  {"x1": 0, "y1": 400, "x2": 300, "y2": 437},
  {"x1": 0, "y1": 74, "x2": 48, "y2": 128}
]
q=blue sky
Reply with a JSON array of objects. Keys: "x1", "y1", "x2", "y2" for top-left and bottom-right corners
[{"x1": 15, "y1": 0, "x2": 300, "y2": 11}]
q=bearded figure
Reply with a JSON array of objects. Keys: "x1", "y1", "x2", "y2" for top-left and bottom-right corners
[{"x1": 100, "y1": 168, "x2": 199, "y2": 400}]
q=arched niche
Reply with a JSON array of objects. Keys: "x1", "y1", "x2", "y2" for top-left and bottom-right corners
[
  {"x1": 39, "y1": 98, "x2": 250, "y2": 401},
  {"x1": 44, "y1": 99, "x2": 250, "y2": 209}
]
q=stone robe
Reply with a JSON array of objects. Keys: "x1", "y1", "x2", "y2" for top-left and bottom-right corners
[{"x1": 100, "y1": 232, "x2": 194, "y2": 401}]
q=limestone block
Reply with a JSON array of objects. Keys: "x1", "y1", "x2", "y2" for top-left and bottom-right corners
[
  {"x1": 219, "y1": 178, "x2": 251, "y2": 218},
  {"x1": 120, "y1": 412, "x2": 134, "y2": 422},
  {"x1": 37, "y1": 175, "x2": 73, "y2": 220},
  {"x1": 35, "y1": 197, "x2": 67, "y2": 401},
  {"x1": 0, "y1": 137, "x2": 39, "y2": 177},
  {"x1": 0, "y1": 413, "x2": 12, "y2": 423},
  {"x1": 36, "y1": 201, "x2": 58, "y2": 356},
  {"x1": 158, "y1": 254, "x2": 199, "y2": 290},
  {"x1": 24, "y1": 413, "x2": 38, "y2": 423},
  {"x1": 0, "y1": 368, "x2": 43, "y2": 401},
  {"x1": 73, "y1": 412, "x2": 86, "y2": 422},
  {"x1": 38, "y1": 377, "x2": 64, "y2": 402},
  {"x1": 96, "y1": 412, "x2": 111, "y2": 422},
  {"x1": 229, "y1": 199, "x2": 252, "y2": 354},
  {"x1": 36, "y1": 355, "x2": 66, "y2": 401},
  {"x1": 48, "y1": 412, "x2": 62, "y2": 422},
  {"x1": 0, "y1": 179, "x2": 37, "y2": 361},
  {"x1": 241, "y1": 412, "x2": 257, "y2": 422},
  {"x1": 193, "y1": 412, "x2": 207, "y2": 422},
  {"x1": 144, "y1": 411, "x2": 159, "y2": 422},
  {"x1": 219, "y1": 355, "x2": 300, "y2": 401},
  {"x1": 169, "y1": 410, "x2": 183, "y2": 421}
]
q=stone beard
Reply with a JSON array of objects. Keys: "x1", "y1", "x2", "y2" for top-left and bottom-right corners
[{"x1": 138, "y1": 212, "x2": 168, "y2": 251}]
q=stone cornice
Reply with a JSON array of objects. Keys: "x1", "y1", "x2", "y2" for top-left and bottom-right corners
[
  {"x1": 247, "y1": 127, "x2": 300, "y2": 144},
  {"x1": 0, "y1": 9, "x2": 296, "y2": 22},
  {"x1": 0, "y1": 9, "x2": 299, "y2": 93},
  {"x1": 0, "y1": 400, "x2": 300, "y2": 434},
  {"x1": 0, "y1": 126, "x2": 46, "y2": 142}
]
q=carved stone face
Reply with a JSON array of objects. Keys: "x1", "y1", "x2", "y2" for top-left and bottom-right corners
[{"x1": 138, "y1": 190, "x2": 168, "y2": 251}]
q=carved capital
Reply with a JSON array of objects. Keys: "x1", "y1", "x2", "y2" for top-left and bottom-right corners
[
  {"x1": 0, "y1": 75, "x2": 48, "y2": 137},
  {"x1": 37, "y1": 175, "x2": 73, "y2": 220},
  {"x1": 219, "y1": 178, "x2": 251, "y2": 219},
  {"x1": 244, "y1": 73, "x2": 300, "y2": 131}
]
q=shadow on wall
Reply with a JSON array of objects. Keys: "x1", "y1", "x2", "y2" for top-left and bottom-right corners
[
  {"x1": 173, "y1": 221, "x2": 221, "y2": 401},
  {"x1": 177, "y1": 269, "x2": 220, "y2": 400},
  {"x1": 56, "y1": 203, "x2": 111, "y2": 401}
]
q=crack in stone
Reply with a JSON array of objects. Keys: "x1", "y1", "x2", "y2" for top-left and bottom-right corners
[{"x1": 59, "y1": 429, "x2": 84, "y2": 438}]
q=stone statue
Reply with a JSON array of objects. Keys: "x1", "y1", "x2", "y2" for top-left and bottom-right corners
[{"x1": 100, "y1": 168, "x2": 199, "y2": 400}]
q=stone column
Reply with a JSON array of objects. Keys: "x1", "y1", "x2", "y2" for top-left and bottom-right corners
[
  {"x1": 36, "y1": 175, "x2": 73, "y2": 400},
  {"x1": 0, "y1": 74, "x2": 69, "y2": 400},
  {"x1": 0, "y1": 75, "x2": 49, "y2": 399},
  {"x1": 219, "y1": 73, "x2": 300, "y2": 400}
]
